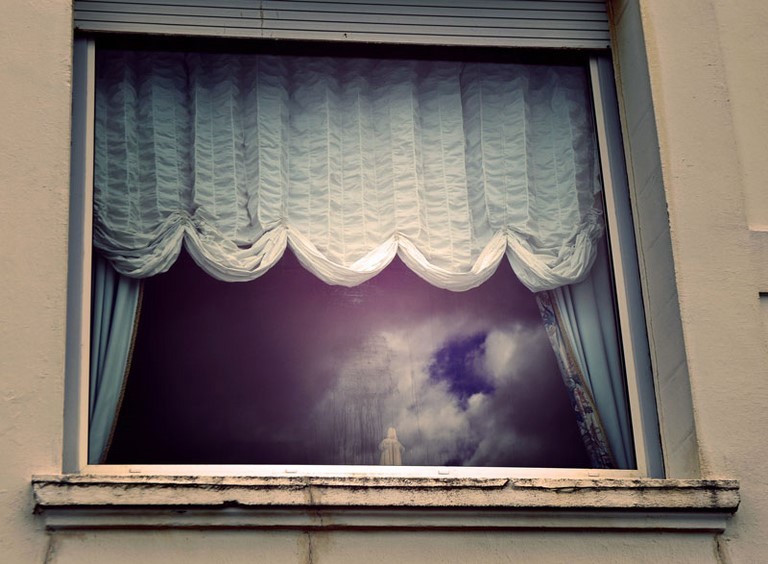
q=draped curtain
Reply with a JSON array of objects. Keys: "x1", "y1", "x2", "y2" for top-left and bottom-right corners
[
  {"x1": 89, "y1": 254, "x2": 142, "y2": 464},
  {"x1": 537, "y1": 241, "x2": 634, "y2": 469},
  {"x1": 94, "y1": 50, "x2": 603, "y2": 292},
  {"x1": 91, "y1": 49, "x2": 632, "y2": 468}
]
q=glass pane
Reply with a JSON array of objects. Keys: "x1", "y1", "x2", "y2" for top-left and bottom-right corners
[{"x1": 106, "y1": 250, "x2": 591, "y2": 468}]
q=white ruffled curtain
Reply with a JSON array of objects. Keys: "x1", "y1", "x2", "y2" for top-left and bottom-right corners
[{"x1": 94, "y1": 51, "x2": 603, "y2": 291}]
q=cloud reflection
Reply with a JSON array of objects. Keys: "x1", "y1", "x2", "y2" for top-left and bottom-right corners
[
  {"x1": 312, "y1": 314, "x2": 572, "y2": 467},
  {"x1": 109, "y1": 250, "x2": 590, "y2": 468}
]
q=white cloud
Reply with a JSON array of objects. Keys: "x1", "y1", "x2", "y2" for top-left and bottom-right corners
[
  {"x1": 483, "y1": 329, "x2": 519, "y2": 381},
  {"x1": 310, "y1": 314, "x2": 554, "y2": 466},
  {"x1": 483, "y1": 324, "x2": 554, "y2": 383}
]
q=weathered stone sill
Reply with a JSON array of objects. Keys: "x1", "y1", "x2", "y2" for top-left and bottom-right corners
[{"x1": 32, "y1": 475, "x2": 739, "y2": 532}]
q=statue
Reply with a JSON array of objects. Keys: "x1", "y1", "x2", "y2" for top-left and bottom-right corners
[{"x1": 379, "y1": 427, "x2": 404, "y2": 466}]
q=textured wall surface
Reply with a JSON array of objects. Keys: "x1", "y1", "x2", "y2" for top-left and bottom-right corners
[
  {"x1": 711, "y1": 1, "x2": 768, "y2": 228},
  {"x1": 631, "y1": 1, "x2": 768, "y2": 561},
  {"x1": 48, "y1": 530, "x2": 719, "y2": 564},
  {"x1": 0, "y1": 0, "x2": 73, "y2": 562},
  {"x1": 1, "y1": 0, "x2": 767, "y2": 562}
]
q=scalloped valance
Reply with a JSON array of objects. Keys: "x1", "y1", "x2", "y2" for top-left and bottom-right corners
[{"x1": 94, "y1": 50, "x2": 602, "y2": 291}]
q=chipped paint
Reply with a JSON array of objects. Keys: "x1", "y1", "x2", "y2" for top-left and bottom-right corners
[{"x1": 31, "y1": 474, "x2": 738, "y2": 533}]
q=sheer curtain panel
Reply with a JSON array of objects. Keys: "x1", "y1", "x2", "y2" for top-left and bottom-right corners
[
  {"x1": 89, "y1": 255, "x2": 142, "y2": 464},
  {"x1": 94, "y1": 50, "x2": 603, "y2": 292},
  {"x1": 536, "y1": 242, "x2": 634, "y2": 469}
]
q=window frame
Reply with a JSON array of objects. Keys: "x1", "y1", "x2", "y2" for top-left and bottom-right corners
[{"x1": 63, "y1": 35, "x2": 663, "y2": 479}]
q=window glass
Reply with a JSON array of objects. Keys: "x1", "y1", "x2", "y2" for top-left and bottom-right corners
[
  {"x1": 87, "y1": 39, "x2": 638, "y2": 471},
  {"x1": 106, "y1": 249, "x2": 592, "y2": 467}
]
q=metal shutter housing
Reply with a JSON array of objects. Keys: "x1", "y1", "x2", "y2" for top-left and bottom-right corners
[{"x1": 73, "y1": 1, "x2": 610, "y2": 49}]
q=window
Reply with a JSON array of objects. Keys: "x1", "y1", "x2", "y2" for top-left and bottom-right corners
[{"x1": 68, "y1": 30, "x2": 662, "y2": 479}]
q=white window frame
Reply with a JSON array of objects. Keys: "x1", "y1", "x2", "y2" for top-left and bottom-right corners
[{"x1": 63, "y1": 36, "x2": 663, "y2": 480}]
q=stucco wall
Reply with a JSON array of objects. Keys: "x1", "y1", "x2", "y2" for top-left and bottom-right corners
[
  {"x1": 46, "y1": 530, "x2": 719, "y2": 564},
  {"x1": 630, "y1": 1, "x2": 768, "y2": 561},
  {"x1": 1, "y1": 0, "x2": 767, "y2": 562},
  {"x1": 0, "y1": 0, "x2": 73, "y2": 562},
  {"x1": 711, "y1": 1, "x2": 768, "y2": 228}
]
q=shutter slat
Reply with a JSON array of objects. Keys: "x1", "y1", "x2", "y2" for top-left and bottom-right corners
[
  {"x1": 76, "y1": 11, "x2": 609, "y2": 32},
  {"x1": 79, "y1": 3, "x2": 608, "y2": 23},
  {"x1": 74, "y1": 0, "x2": 610, "y2": 49}
]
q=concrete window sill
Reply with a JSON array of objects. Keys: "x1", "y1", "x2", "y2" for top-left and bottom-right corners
[{"x1": 32, "y1": 475, "x2": 739, "y2": 532}]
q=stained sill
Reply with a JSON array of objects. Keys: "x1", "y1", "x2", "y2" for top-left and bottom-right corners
[{"x1": 32, "y1": 475, "x2": 739, "y2": 532}]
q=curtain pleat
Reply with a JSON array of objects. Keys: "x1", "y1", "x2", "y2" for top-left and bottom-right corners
[
  {"x1": 94, "y1": 51, "x2": 602, "y2": 292},
  {"x1": 89, "y1": 254, "x2": 142, "y2": 464},
  {"x1": 536, "y1": 242, "x2": 635, "y2": 469}
]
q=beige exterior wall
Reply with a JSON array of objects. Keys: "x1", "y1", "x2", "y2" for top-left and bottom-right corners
[
  {"x1": 1, "y1": 0, "x2": 766, "y2": 562},
  {"x1": 46, "y1": 530, "x2": 720, "y2": 563},
  {"x1": 629, "y1": 1, "x2": 768, "y2": 561},
  {"x1": 0, "y1": 0, "x2": 73, "y2": 562}
]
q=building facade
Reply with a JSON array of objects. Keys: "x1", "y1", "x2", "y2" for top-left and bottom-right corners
[{"x1": 1, "y1": 0, "x2": 767, "y2": 562}]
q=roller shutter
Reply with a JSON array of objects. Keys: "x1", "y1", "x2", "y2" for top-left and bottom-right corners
[{"x1": 73, "y1": 0, "x2": 610, "y2": 49}]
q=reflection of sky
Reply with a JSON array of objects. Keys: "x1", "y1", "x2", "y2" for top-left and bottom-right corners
[
  {"x1": 429, "y1": 332, "x2": 496, "y2": 408},
  {"x1": 108, "y1": 249, "x2": 590, "y2": 468}
]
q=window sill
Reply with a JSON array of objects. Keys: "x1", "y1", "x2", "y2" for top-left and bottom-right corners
[{"x1": 32, "y1": 474, "x2": 739, "y2": 532}]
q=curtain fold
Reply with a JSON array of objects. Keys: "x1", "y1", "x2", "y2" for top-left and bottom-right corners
[
  {"x1": 536, "y1": 242, "x2": 635, "y2": 469},
  {"x1": 94, "y1": 51, "x2": 603, "y2": 292},
  {"x1": 89, "y1": 254, "x2": 142, "y2": 464}
]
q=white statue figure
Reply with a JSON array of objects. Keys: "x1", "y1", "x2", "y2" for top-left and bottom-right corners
[{"x1": 379, "y1": 427, "x2": 404, "y2": 466}]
